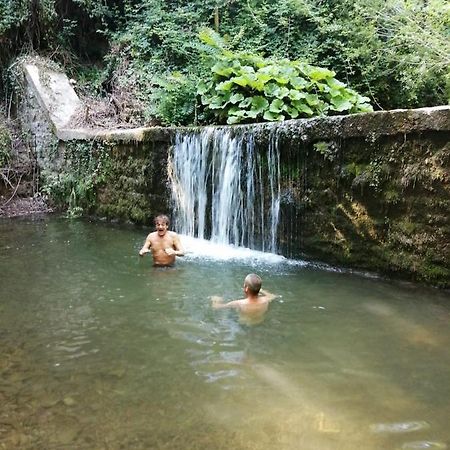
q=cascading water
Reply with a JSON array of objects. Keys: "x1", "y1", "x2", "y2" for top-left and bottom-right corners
[{"x1": 169, "y1": 127, "x2": 281, "y2": 253}]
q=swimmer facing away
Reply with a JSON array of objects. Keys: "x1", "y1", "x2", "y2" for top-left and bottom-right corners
[
  {"x1": 139, "y1": 214, "x2": 184, "y2": 267},
  {"x1": 211, "y1": 273, "x2": 278, "y2": 324}
]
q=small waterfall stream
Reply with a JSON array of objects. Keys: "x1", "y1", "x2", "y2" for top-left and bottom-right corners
[{"x1": 169, "y1": 127, "x2": 281, "y2": 253}]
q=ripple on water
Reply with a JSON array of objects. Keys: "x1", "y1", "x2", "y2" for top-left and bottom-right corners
[
  {"x1": 370, "y1": 421, "x2": 430, "y2": 434},
  {"x1": 53, "y1": 333, "x2": 94, "y2": 361},
  {"x1": 401, "y1": 441, "x2": 447, "y2": 450}
]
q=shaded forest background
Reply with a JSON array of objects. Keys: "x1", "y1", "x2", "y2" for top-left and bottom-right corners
[{"x1": 0, "y1": 0, "x2": 449, "y2": 126}]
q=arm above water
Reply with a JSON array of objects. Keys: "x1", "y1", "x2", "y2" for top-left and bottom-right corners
[
  {"x1": 165, "y1": 233, "x2": 185, "y2": 256},
  {"x1": 139, "y1": 234, "x2": 152, "y2": 256},
  {"x1": 259, "y1": 289, "x2": 278, "y2": 302},
  {"x1": 211, "y1": 296, "x2": 242, "y2": 309}
]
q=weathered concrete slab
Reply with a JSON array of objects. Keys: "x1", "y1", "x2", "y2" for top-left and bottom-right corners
[
  {"x1": 56, "y1": 126, "x2": 172, "y2": 142},
  {"x1": 235, "y1": 105, "x2": 450, "y2": 143},
  {"x1": 57, "y1": 105, "x2": 450, "y2": 143},
  {"x1": 24, "y1": 63, "x2": 81, "y2": 129}
]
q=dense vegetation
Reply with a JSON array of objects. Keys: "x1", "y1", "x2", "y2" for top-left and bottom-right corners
[
  {"x1": 1, "y1": 0, "x2": 449, "y2": 126},
  {"x1": 197, "y1": 30, "x2": 373, "y2": 124}
]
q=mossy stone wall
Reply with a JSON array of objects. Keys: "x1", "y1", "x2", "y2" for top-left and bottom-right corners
[
  {"x1": 276, "y1": 130, "x2": 449, "y2": 287},
  {"x1": 95, "y1": 140, "x2": 171, "y2": 223}
]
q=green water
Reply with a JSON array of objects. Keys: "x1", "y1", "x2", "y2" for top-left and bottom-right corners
[{"x1": 1, "y1": 216, "x2": 449, "y2": 450}]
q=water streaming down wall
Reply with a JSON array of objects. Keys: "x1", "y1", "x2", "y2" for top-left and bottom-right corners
[{"x1": 169, "y1": 127, "x2": 281, "y2": 253}]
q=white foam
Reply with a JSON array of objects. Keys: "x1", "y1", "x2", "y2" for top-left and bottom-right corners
[{"x1": 180, "y1": 235, "x2": 288, "y2": 264}]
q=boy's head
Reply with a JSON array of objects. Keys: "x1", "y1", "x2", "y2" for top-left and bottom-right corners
[
  {"x1": 154, "y1": 214, "x2": 170, "y2": 226},
  {"x1": 154, "y1": 214, "x2": 170, "y2": 237},
  {"x1": 244, "y1": 273, "x2": 262, "y2": 295}
]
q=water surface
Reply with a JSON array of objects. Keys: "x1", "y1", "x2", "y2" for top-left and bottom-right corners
[{"x1": 1, "y1": 216, "x2": 449, "y2": 449}]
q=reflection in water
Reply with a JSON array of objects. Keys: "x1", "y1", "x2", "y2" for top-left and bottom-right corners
[
  {"x1": 364, "y1": 300, "x2": 442, "y2": 347},
  {"x1": 400, "y1": 441, "x2": 447, "y2": 449},
  {"x1": 0, "y1": 217, "x2": 449, "y2": 450},
  {"x1": 370, "y1": 421, "x2": 430, "y2": 434}
]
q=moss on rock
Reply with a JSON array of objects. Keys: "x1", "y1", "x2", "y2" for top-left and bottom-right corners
[{"x1": 278, "y1": 131, "x2": 450, "y2": 287}]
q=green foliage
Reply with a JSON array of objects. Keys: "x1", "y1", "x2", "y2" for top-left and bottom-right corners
[
  {"x1": 0, "y1": 0, "x2": 111, "y2": 97},
  {"x1": 106, "y1": 0, "x2": 447, "y2": 125},
  {"x1": 198, "y1": 33, "x2": 372, "y2": 124},
  {"x1": 41, "y1": 141, "x2": 111, "y2": 217},
  {"x1": 150, "y1": 72, "x2": 199, "y2": 126},
  {"x1": 1, "y1": 0, "x2": 448, "y2": 123},
  {"x1": 283, "y1": 0, "x2": 450, "y2": 108},
  {"x1": 313, "y1": 141, "x2": 339, "y2": 162},
  {"x1": 0, "y1": 117, "x2": 12, "y2": 167}
]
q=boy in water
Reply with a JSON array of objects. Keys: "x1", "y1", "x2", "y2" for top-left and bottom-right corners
[
  {"x1": 211, "y1": 273, "x2": 278, "y2": 324},
  {"x1": 139, "y1": 214, "x2": 184, "y2": 267}
]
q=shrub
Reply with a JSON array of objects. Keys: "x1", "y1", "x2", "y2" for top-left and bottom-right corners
[{"x1": 197, "y1": 29, "x2": 372, "y2": 125}]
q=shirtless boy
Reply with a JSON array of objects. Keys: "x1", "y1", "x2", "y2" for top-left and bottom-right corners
[
  {"x1": 139, "y1": 215, "x2": 184, "y2": 267},
  {"x1": 211, "y1": 273, "x2": 278, "y2": 323}
]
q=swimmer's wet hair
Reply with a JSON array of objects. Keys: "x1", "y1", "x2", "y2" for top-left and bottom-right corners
[
  {"x1": 244, "y1": 273, "x2": 262, "y2": 294},
  {"x1": 154, "y1": 214, "x2": 170, "y2": 226}
]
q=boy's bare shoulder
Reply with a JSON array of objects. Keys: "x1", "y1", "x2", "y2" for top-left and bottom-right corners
[{"x1": 228, "y1": 298, "x2": 247, "y2": 308}]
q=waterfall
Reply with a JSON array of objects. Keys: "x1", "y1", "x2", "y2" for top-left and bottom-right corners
[{"x1": 169, "y1": 127, "x2": 281, "y2": 253}]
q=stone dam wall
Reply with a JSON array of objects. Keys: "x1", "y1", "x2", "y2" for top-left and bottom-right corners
[{"x1": 19, "y1": 63, "x2": 450, "y2": 287}]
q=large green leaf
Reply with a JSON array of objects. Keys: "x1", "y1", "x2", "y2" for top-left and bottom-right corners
[
  {"x1": 251, "y1": 73, "x2": 272, "y2": 91},
  {"x1": 358, "y1": 95, "x2": 372, "y2": 104},
  {"x1": 197, "y1": 81, "x2": 212, "y2": 96},
  {"x1": 269, "y1": 98, "x2": 286, "y2": 113},
  {"x1": 246, "y1": 109, "x2": 260, "y2": 119},
  {"x1": 273, "y1": 86, "x2": 290, "y2": 99},
  {"x1": 247, "y1": 75, "x2": 269, "y2": 92},
  {"x1": 290, "y1": 76, "x2": 309, "y2": 90},
  {"x1": 208, "y1": 99, "x2": 225, "y2": 109},
  {"x1": 240, "y1": 65, "x2": 255, "y2": 74},
  {"x1": 308, "y1": 66, "x2": 335, "y2": 81},
  {"x1": 327, "y1": 78, "x2": 347, "y2": 89},
  {"x1": 215, "y1": 80, "x2": 234, "y2": 92},
  {"x1": 259, "y1": 65, "x2": 279, "y2": 77},
  {"x1": 274, "y1": 76, "x2": 289, "y2": 85},
  {"x1": 229, "y1": 93, "x2": 245, "y2": 104},
  {"x1": 292, "y1": 100, "x2": 314, "y2": 115},
  {"x1": 263, "y1": 110, "x2": 285, "y2": 121},
  {"x1": 239, "y1": 97, "x2": 253, "y2": 108},
  {"x1": 227, "y1": 115, "x2": 242, "y2": 125},
  {"x1": 251, "y1": 96, "x2": 269, "y2": 113},
  {"x1": 305, "y1": 93, "x2": 320, "y2": 106},
  {"x1": 286, "y1": 106, "x2": 299, "y2": 118},
  {"x1": 207, "y1": 92, "x2": 231, "y2": 109},
  {"x1": 228, "y1": 106, "x2": 246, "y2": 116},
  {"x1": 353, "y1": 102, "x2": 373, "y2": 113},
  {"x1": 264, "y1": 82, "x2": 279, "y2": 96},
  {"x1": 331, "y1": 96, "x2": 353, "y2": 111},
  {"x1": 231, "y1": 75, "x2": 249, "y2": 87},
  {"x1": 288, "y1": 90, "x2": 306, "y2": 101},
  {"x1": 211, "y1": 62, "x2": 234, "y2": 77}
]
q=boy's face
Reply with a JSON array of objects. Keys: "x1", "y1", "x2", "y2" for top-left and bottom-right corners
[{"x1": 155, "y1": 220, "x2": 168, "y2": 236}]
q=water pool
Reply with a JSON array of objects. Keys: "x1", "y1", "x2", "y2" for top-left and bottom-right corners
[{"x1": 1, "y1": 216, "x2": 449, "y2": 449}]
